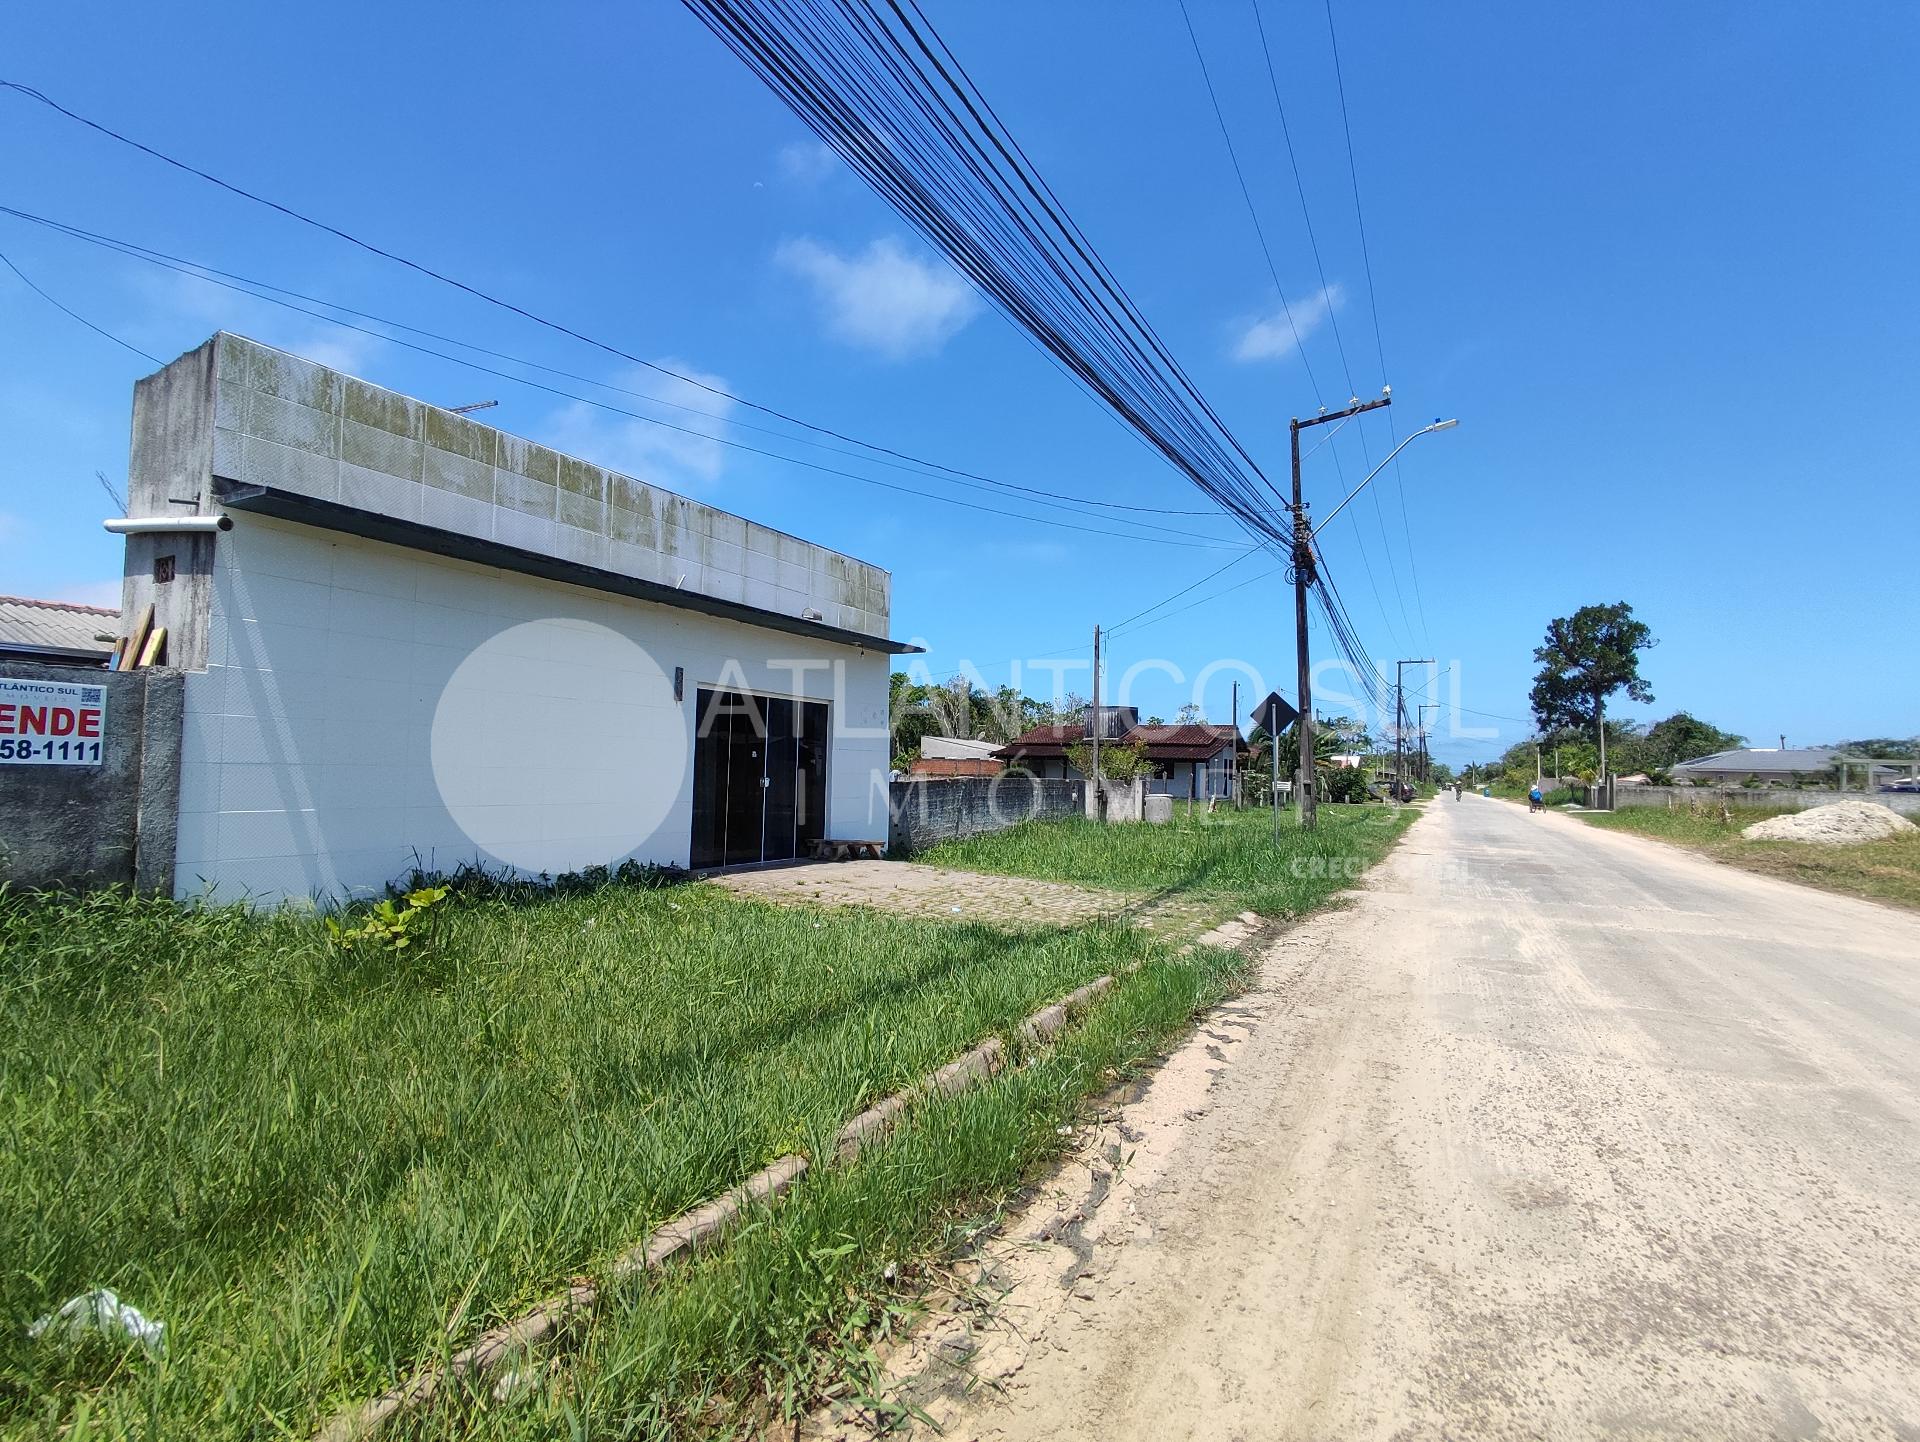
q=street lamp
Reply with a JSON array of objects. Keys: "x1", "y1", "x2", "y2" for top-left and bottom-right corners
[
  {"x1": 1288, "y1": 403, "x2": 1458, "y2": 832},
  {"x1": 1312, "y1": 419, "x2": 1459, "y2": 539}
]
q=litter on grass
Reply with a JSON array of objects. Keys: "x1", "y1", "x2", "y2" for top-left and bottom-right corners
[
  {"x1": 1742, "y1": 801, "x2": 1918, "y2": 846},
  {"x1": 28, "y1": 1289, "x2": 167, "y2": 1356}
]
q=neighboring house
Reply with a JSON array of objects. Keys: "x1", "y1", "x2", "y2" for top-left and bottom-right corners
[
  {"x1": 908, "y1": 735, "x2": 1004, "y2": 777},
  {"x1": 996, "y1": 707, "x2": 1244, "y2": 800},
  {"x1": 1671, "y1": 746, "x2": 1892, "y2": 786},
  {"x1": 0, "y1": 595, "x2": 119, "y2": 666},
  {"x1": 116, "y1": 333, "x2": 920, "y2": 904}
]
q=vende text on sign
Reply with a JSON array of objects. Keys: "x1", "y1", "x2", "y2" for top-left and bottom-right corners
[{"x1": 0, "y1": 677, "x2": 108, "y2": 766}]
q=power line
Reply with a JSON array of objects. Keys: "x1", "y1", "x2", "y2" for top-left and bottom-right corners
[
  {"x1": 1106, "y1": 561, "x2": 1282, "y2": 643},
  {"x1": 1320, "y1": 1, "x2": 1429, "y2": 648},
  {"x1": 1177, "y1": 0, "x2": 1323, "y2": 408},
  {"x1": 2, "y1": 207, "x2": 1244, "y2": 551},
  {"x1": 675, "y1": 0, "x2": 1298, "y2": 555},
  {"x1": 1181, "y1": 2, "x2": 1414, "y2": 674},
  {"x1": 1248, "y1": 0, "x2": 1415, "y2": 653},
  {"x1": 0, "y1": 246, "x2": 159, "y2": 364},
  {"x1": 1106, "y1": 546, "x2": 1261, "y2": 638},
  {"x1": 0, "y1": 78, "x2": 1229, "y2": 528}
]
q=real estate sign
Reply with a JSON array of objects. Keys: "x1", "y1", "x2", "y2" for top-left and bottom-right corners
[{"x1": 0, "y1": 677, "x2": 107, "y2": 766}]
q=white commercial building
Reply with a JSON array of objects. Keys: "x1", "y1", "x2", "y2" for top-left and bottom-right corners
[{"x1": 120, "y1": 334, "x2": 917, "y2": 904}]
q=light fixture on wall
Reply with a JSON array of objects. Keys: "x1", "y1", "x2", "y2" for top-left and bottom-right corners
[{"x1": 801, "y1": 607, "x2": 824, "y2": 621}]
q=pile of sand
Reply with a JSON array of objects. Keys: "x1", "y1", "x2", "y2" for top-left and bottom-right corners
[{"x1": 1742, "y1": 800, "x2": 1918, "y2": 846}]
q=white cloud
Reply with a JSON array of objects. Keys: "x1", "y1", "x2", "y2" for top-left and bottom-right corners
[
  {"x1": 541, "y1": 362, "x2": 738, "y2": 491},
  {"x1": 775, "y1": 236, "x2": 981, "y2": 361},
  {"x1": 776, "y1": 140, "x2": 841, "y2": 184},
  {"x1": 1232, "y1": 282, "x2": 1345, "y2": 363}
]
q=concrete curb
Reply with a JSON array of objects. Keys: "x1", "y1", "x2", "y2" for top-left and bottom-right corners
[
  {"x1": 1019, "y1": 974, "x2": 1114, "y2": 1044},
  {"x1": 311, "y1": 956, "x2": 1167, "y2": 1439},
  {"x1": 314, "y1": 1158, "x2": 808, "y2": 1441}
]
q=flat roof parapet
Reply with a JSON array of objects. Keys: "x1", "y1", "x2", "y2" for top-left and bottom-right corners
[{"x1": 183, "y1": 333, "x2": 892, "y2": 640}]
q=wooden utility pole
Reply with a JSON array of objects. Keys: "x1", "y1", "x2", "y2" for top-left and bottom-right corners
[
  {"x1": 1090, "y1": 624, "x2": 1101, "y2": 822},
  {"x1": 1290, "y1": 394, "x2": 1391, "y2": 831}
]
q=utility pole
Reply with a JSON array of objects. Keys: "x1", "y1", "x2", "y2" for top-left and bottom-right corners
[
  {"x1": 1231, "y1": 679, "x2": 1240, "y2": 807},
  {"x1": 1393, "y1": 657, "x2": 1432, "y2": 799},
  {"x1": 1090, "y1": 624, "x2": 1101, "y2": 822},
  {"x1": 1417, "y1": 702, "x2": 1435, "y2": 783},
  {"x1": 1291, "y1": 394, "x2": 1392, "y2": 831}
]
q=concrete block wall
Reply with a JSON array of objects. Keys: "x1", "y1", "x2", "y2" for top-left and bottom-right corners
[
  {"x1": 174, "y1": 514, "x2": 891, "y2": 904},
  {"x1": 1612, "y1": 785, "x2": 1920, "y2": 817},
  {"x1": 887, "y1": 776, "x2": 1083, "y2": 854},
  {"x1": 0, "y1": 660, "x2": 183, "y2": 893},
  {"x1": 184, "y1": 333, "x2": 889, "y2": 639}
]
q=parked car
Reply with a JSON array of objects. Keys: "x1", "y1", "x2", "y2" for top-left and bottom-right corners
[{"x1": 1881, "y1": 777, "x2": 1920, "y2": 793}]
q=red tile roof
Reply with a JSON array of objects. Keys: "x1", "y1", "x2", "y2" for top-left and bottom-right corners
[{"x1": 997, "y1": 721, "x2": 1241, "y2": 763}]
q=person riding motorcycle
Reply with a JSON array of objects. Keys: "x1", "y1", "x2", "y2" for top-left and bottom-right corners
[{"x1": 1528, "y1": 783, "x2": 1544, "y2": 813}]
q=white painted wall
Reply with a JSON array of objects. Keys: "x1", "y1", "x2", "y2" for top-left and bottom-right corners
[{"x1": 174, "y1": 514, "x2": 891, "y2": 904}]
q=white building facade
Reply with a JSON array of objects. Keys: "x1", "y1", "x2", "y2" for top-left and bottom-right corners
[{"x1": 123, "y1": 334, "x2": 915, "y2": 904}]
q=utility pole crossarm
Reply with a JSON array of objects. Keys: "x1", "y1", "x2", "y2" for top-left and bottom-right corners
[{"x1": 1289, "y1": 393, "x2": 1394, "y2": 833}]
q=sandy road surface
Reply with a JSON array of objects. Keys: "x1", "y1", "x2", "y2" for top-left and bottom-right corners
[{"x1": 819, "y1": 796, "x2": 1920, "y2": 1441}]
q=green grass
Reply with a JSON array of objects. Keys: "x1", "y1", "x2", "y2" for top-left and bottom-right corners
[
  {"x1": 911, "y1": 802, "x2": 1419, "y2": 919},
  {"x1": 0, "y1": 882, "x2": 1243, "y2": 1439},
  {"x1": 397, "y1": 942, "x2": 1246, "y2": 1439},
  {"x1": 1579, "y1": 805, "x2": 1920, "y2": 910}
]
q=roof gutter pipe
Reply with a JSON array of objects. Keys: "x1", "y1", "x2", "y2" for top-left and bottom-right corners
[{"x1": 103, "y1": 515, "x2": 232, "y2": 535}]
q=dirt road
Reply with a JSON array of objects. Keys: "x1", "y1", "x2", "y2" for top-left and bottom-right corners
[{"x1": 829, "y1": 796, "x2": 1920, "y2": 1440}]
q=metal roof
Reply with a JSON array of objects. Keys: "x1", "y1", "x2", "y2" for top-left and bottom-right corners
[
  {"x1": 920, "y1": 736, "x2": 1003, "y2": 760},
  {"x1": 0, "y1": 595, "x2": 120, "y2": 662},
  {"x1": 1672, "y1": 747, "x2": 1849, "y2": 774}
]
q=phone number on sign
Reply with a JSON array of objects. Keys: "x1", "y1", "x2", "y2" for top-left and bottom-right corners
[{"x1": 0, "y1": 738, "x2": 103, "y2": 763}]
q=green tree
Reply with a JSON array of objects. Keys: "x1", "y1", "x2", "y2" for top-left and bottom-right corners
[
  {"x1": 1530, "y1": 602, "x2": 1657, "y2": 778},
  {"x1": 1641, "y1": 712, "x2": 1745, "y2": 769},
  {"x1": 1065, "y1": 737, "x2": 1152, "y2": 783}
]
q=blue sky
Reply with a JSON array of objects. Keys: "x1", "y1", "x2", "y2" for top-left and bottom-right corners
[{"x1": 4, "y1": 2, "x2": 1916, "y2": 765}]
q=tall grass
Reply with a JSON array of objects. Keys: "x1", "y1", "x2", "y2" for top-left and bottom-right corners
[
  {"x1": 912, "y1": 803, "x2": 1418, "y2": 917},
  {"x1": 398, "y1": 942, "x2": 1248, "y2": 1439},
  {"x1": 0, "y1": 882, "x2": 1211, "y2": 1438}
]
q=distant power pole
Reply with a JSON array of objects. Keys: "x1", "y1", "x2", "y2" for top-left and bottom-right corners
[
  {"x1": 1231, "y1": 679, "x2": 1240, "y2": 806},
  {"x1": 1394, "y1": 658, "x2": 1432, "y2": 797},
  {"x1": 1090, "y1": 624, "x2": 1101, "y2": 821}
]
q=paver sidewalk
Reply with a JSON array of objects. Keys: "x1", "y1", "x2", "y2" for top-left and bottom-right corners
[{"x1": 712, "y1": 859, "x2": 1219, "y2": 935}]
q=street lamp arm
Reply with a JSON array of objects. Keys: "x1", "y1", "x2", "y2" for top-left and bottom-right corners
[{"x1": 1310, "y1": 419, "x2": 1458, "y2": 539}]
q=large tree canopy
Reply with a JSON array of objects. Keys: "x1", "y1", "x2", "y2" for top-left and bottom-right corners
[{"x1": 1530, "y1": 602, "x2": 1657, "y2": 735}]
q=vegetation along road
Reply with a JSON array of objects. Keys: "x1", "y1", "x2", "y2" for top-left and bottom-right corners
[{"x1": 851, "y1": 794, "x2": 1920, "y2": 1440}]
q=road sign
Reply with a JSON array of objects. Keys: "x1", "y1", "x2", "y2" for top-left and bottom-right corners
[{"x1": 1251, "y1": 691, "x2": 1298, "y2": 735}]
